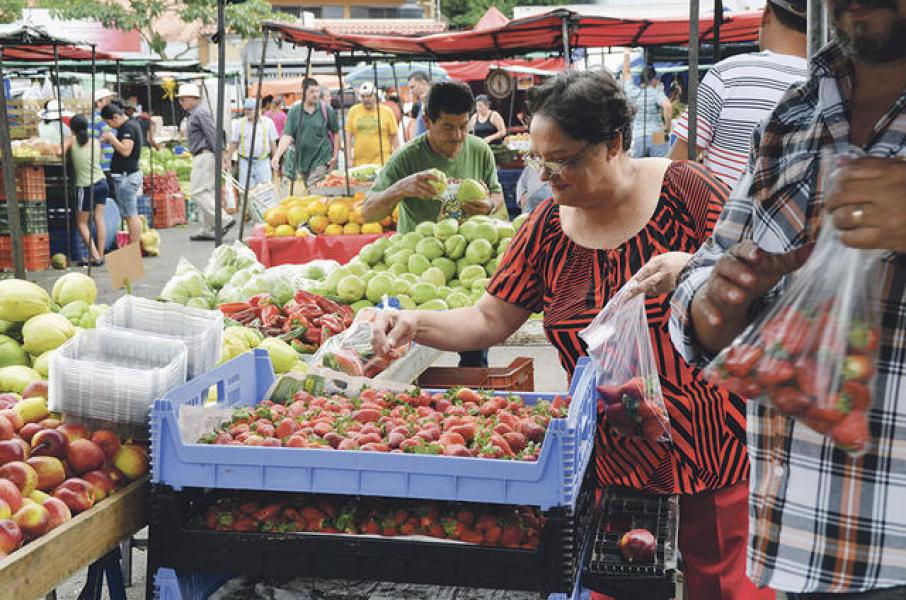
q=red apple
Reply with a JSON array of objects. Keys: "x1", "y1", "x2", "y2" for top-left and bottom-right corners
[
  {"x1": 9, "y1": 438, "x2": 29, "y2": 460},
  {"x1": 0, "y1": 498, "x2": 10, "y2": 520},
  {"x1": 29, "y1": 429, "x2": 68, "y2": 460},
  {"x1": 0, "y1": 519, "x2": 23, "y2": 554},
  {"x1": 0, "y1": 394, "x2": 19, "y2": 410},
  {"x1": 26, "y1": 456, "x2": 66, "y2": 492},
  {"x1": 18, "y1": 423, "x2": 42, "y2": 445},
  {"x1": 28, "y1": 490, "x2": 50, "y2": 504},
  {"x1": 0, "y1": 479, "x2": 23, "y2": 513},
  {"x1": 38, "y1": 418, "x2": 61, "y2": 429},
  {"x1": 52, "y1": 478, "x2": 95, "y2": 514},
  {"x1": 0, "y1": 440, "x2": 25, "y2": 466},
  {"x1": 12, "y1": 502, "x2": 49, "y2": 539},
  {"x1": 21, "y1": 381, "x2": 48, "y2": 400},
  {"x1": 81, "y1": 470, "x2": 115, "y2": 501},
  {"x1": 90, "y1": 430, "x2": 121, "y2": 462},
  {"x1": 57, "y1": 423, "x2": 89, "y2": 443},
  {"x1": 618, "y1": 528, "x2": 657, "y2": 564},
  {"x1": 66, "y1": 439, "x2": 105, "y2": 475},
  {"x1": 41, "y1": 497, "x2": 71, "y2": 530},
  {"x1": 0, "y1": 410, "x2": 23, "y2": 433},
  {"x1": 112, "y1": 444, "x2": 149, "y2": 481},
  {"x1": 103, "y1": 466, "x2": 127, "y2": 489},
  {"x1": 0, "y1": 461, "x2": 37, "y2": 497},
  {"x1": 0, "y1": 416, "x2": 13, "y2": 441}
]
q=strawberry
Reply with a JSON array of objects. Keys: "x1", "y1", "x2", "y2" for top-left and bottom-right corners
[
  {"x1": 770, "y1": 387, "x2": 812, "y2": 415},
  {"x1": 756, "y1": 357, "x2": 796, "y2": 388},
  {"x1": 840, "y1": 380, "x2": 871, "y2": 412},
  {"x1": 722, "y1": 343, "x2": 765, "y2": 377},
  {"x1": 843, "y1": 355, "x2": 874, "y2": 382},
  {"x1": 459, "y1": 528, "x2": 485, "y2": 545},
  {"x1": 500, "y1": 523, "x2": 523, "y2": 547},
  {"x1": 484, "y1": 524, "x2": 503, "y2": 545},
  {"x1": 831, "y1": 410, "x2": 870, "y2": 453},
  {"x1": 848, "y1": 322, "x2": 880, "y2": 353},
  {"x1": 455, "y1": 388, "x2": 482, "y2": 404}
]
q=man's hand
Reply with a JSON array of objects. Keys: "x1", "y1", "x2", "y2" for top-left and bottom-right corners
[
  {"x1": 690, "y1": 240, "x2": 813, "y2": 353},
  {"x1": 628, "y1": 252, "x2": 692, "y2": 297},
  {"x1": 392, "y1": 170, "x2": 441, "y2": 200},
  {"x1": 271, "y1": 154, "x2": 281, "y2": 173},
  {"x1": 461, "y1": 198, "x2": 494, "y2": 216},
  {"x1": 826, "y1": 157, "x2": 906, "y2": 252},
  {"x1": 100, "y1": 131, "x2": 116, "y2": 144},
  {"x1": 328, "y1": 156, "x2": 338, "y2": 169}
]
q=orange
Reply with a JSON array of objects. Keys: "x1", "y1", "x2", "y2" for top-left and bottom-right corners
[
  {"x1": 327, "y1": 202, "x2": 349, "y2": 225},
  {"x1": 307, "y1": 199, "x2": 328, "y2": 216},
  {"x1": 361, "y1": 222, "x2": 382, "y2": 234},
  {"x1": 265, "y1": 206, "x2": 288, "y2": 227},
  {"x1": 308, "y1": 214, "x2": 329, "y2": 234},
  {"x1": 295, "y1": 227, "x2": 311, "y2": 237},
  {"x1": 324, "y1": 223, "x2": 344, "y2": 236},
  {"x1": 274, "y1": 224, "x2": 295, "y2": 237},
  {"x1": 287, "y1": 206, "x2": 310, "y2": 228},
  {"x1": 343, "y1": 222, "x2": 361, "y2": 235}
]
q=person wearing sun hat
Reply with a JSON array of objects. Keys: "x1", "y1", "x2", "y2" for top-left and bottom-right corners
[
  {"x1": 345, "y1": 81, "x2": 399, "y2": 167},
  {"x1": 37, "y1": 99, "x2": 73, "y2": 144}
]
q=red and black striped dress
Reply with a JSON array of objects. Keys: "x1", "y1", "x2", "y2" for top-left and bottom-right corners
[{"x1": 488, "y1": 161, "x2": 748, "y2": 495}]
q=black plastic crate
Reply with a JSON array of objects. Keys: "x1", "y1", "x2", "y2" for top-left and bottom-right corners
[
  {"x1": 0, "y1": 201, "x2": 48, "y2": 235},
  {"x1": 148, "y1": 469, "x2": 596, "y2": 596},
  {"x1": 581, "y1": 488, "x2": 679, "y2": 600}
]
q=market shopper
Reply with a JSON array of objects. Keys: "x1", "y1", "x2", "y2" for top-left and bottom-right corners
[
  {"x1": 368, "y1": 70, "x2": 772, "y2": 600},
  {"x1": 36, "y1": 100, "x2": 72, "y2": 144},
  {"x1": 100, "y1": 102, "x2": 144, "y2": 246},
  {"x1": 668, "y1": 0, "x2": 808, "y2": 186},
  {"x1": 621, "y1": 53, "x2": 672, "y2": 158},
  {"x1": 346, "y1": 82, "x2": 399, "y2": 166},
  {"x1": 271, "y1": 77, "x2": 340, "y2": 191},
  {"x1": 407, "y1": 70, "x2": 432, "y2": 139},
  {"x1": 515, "y1": 162, "x2": 550, "y2": 214},
  {"x1": 228, "y1": 98, "x2": 278, "y2": 190},
  {"x1": 670, "y1": 0, "x2": 906, "y2": 597},
  {"x1": 469, "y1": 95, "x2": 507, "y2": 145},
  {"x1": 92, "y1": 89, "x2": 117, "y2": 191},
  {"x1": 263, "y1": 95, "x2": 287, "y2": 137},
  {"x1": 57, "y1": 115, "x2": 107, "y2": 267},
  {"x1": 177, "y1": 83, "x2": 235, "y2": 242}
]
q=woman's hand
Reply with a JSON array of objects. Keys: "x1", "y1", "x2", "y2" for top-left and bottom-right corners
[
  {"x1": 628, "y1": 252, "x2": 693, "y2": 297},
  {"x1": 370, "y1": 309, "x2": 420, "y2": 357}
]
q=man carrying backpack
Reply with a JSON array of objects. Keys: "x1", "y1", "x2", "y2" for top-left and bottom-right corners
[{"x1": 272, "y1": 77, "x2": 340, "y2": 191}]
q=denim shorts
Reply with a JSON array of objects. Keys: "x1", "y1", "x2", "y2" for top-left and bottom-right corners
[
  {"x1": 110, "y1": 170, "x2": 143, "y2": 218},
  {"x1": 77, "y1": 179, "x2": 108, "y2": 212}
]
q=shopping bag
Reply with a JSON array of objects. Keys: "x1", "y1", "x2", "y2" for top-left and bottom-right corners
[
  {"x1": 579, "y1": 283, "x2": 671, "y2": 443},
  {"x1": 705, "y1": 213, "x2": 882, "y2": 456},
  {"x1": 310, "y1": 306, "x2": 411, "y2": 379}
]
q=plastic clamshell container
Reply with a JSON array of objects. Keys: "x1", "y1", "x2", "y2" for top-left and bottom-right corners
[
  {"x1": 50, "y1": 328, "x2": 188, "y2": 425},
  {"x1": 151, "y1": 350, "x2": 596, "y2": 511},
  {"x1": 154, "y1": 568, "x2": 231, "y2": 600},
  {"x1": 97, "y1": 295, "x2": 223, "y2": 380}
]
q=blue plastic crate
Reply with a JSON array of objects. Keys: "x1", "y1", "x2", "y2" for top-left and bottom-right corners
[
  {"x1": 154, "y1": 568, "x2": 231, "y2": 600},
  {"x1": 138, "y1": 194, "x2": 153, "y2": 224},
  {"x1": 151, "y1": 350, "x2": 596, "y2": 511}
]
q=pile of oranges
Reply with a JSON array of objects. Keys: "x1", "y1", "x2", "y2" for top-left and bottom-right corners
[{"x1": 262, "y1": 193, "x2": 397, "y2": 238}]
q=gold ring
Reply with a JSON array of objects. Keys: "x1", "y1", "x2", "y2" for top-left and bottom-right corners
[{"x1": 851, "y1": 206, "x2": 865, "y2": 226}]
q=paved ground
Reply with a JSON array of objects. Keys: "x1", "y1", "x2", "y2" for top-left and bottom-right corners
[{"x1": 30, "y1": 224, "x2": 566, "y2": 599}]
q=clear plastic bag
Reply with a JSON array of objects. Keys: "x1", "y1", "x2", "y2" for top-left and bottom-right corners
[
  {"x1": 705, "y1": 213, "x2": 882, "y2": 456},
  {"x1": 579, "y1": 284, "x2": 671, "y2": 443},
  {"x1": 161, "y1": 257, "x2": 217, "y2": 309},
  {"x1": 203, "y1": 241, "x2": 261, "y2": 290},
  {"x1": 310, "y1": 307, "x2": 410, "y2": 379}
]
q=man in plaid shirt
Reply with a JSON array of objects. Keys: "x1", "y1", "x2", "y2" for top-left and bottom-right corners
[{"x1": 670, "y1": 0, "x2": 906, "y2": 597}]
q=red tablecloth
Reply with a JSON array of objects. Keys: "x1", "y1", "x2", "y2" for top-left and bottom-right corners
[{"x1": 246, "y1": 225, "x2": 388, "y2": 267}]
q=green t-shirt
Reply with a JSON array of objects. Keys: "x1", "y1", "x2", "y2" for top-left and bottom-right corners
[
  {"x1": 284, "y1": 101, "x2": 339, "y2": 175},
  {"x1": 370, "y1": 134, "x2": 502, "y2": 233},
  {"x1": 69, "y1": 139, "x2": 105, "y2": 188}
]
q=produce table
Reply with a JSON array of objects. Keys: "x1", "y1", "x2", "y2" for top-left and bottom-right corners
[
  {"x1": 0, "y1": 476, "x2": 149, "y2": 599},
  {"x1": 308, "y1": 184, "x2": 372, "y2": 197},
  {"x1": 245, "y1": 224, "x2": 388, "y2": 267}
]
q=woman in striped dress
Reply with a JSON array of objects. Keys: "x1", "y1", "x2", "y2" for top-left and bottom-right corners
[{"x1": 370, "y1": 70, "x2": 772, "y2": 600}]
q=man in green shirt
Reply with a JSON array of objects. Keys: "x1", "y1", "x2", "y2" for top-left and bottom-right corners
[
  {"x1": 363, "y1": 80, "x2": 503, "y2": 234},
  {"x1": 272, "y1": 77, "x2": 340, "y2": 191}
]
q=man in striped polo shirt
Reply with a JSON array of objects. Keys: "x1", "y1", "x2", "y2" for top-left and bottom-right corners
[
  {"x1": 669, "y1": 0, "x2": 808, "y2": 188},
  {"x1": 92, "y1": 89, "x2": 117, "y2": 195}
]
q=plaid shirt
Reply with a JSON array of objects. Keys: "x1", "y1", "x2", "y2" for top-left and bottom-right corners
[{"x1": 670, "y1": 40, "x2": 906, "y2": 594}]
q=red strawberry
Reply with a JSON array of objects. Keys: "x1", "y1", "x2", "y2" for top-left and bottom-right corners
[
  {"x1": 722, "y1": 343, "x2": 765, "y2": 377},
  {"x1": 831, "y1": 411, "x2": 870, "y2": 454}
]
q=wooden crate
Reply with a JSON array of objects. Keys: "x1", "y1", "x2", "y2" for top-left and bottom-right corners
[{"x1": 0, "y1": 476, "x2": 149, "y2": 600}]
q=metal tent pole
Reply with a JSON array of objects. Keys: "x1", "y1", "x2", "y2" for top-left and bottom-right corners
[
  {"x1": 115, "y1": 60, "x2": 121, "y2": 97},
  {"x1": 53, "y1": 44, "x2": 74, "y2": 263},
  {"x1": 687, "y1": 0, "x2": 700, "y2": 160},
  {"x1": 239, "y1": 29, "x2": 270, "y2": 242},
  {"x1": 0, "y1": 54, "x2": 26, "y2": 278},
  {"x1": 213, "y1": 0, "x2": 226, "y2": 246},
  {"x1": 87, "y1": 45, "x2": 97, "y2": 275},
  {"x1": 334, "y1": 52, "x2": 351, "y2": 197},
  {"x1": 561, "y1": 16, "x2": 571, "y2": 66},
  {"x1": 146, "y1": 64, "x2": 154, "y2": 229},
  {"x1": 807, "y1": 0, "x2": 827, "y2": 60},
  {"x1": 372, "y1": 59, "x2": 385, "y2": 166},
  {"x1": 305, "y1": 46, "x2": 313, "y2": 78}
]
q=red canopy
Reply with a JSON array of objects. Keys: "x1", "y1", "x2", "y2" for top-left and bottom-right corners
[
  {"x1": 263, "y1": 9, "x2": 762, "y2": 61},
  {"x1": 441, "y1": 57, "x2": 565, "y2": 82},
  {"x1": 474, "y1": 7, "x2": 509, "y2": 32},
  {"x1": 1, "y1": 45, "x2": 121, "y2": 61}
]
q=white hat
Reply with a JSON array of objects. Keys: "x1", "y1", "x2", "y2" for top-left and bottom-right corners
[
  {"x1": 177, "y1": 83, "x2": 201, "y2": 99},
  {"x1": 358, "y1": 82, "x2": 376, "y2": 97},
  {"x1": 94, "y1": 89, "x2": 116, "y2": 103},
  {"x1": 37, "y1": 99, "x2": 74, "y2": 121}
]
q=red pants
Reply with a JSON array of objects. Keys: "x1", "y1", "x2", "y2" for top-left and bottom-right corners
[{"x1": 591, "y1": 481, "x2": 774, "y2": 600}]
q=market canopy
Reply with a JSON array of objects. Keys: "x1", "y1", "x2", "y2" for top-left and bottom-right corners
[
  {"x1": 0, "y1": 23, "x2": 121, "y2": 61},
  {"x1": 441, "y1": 58, "x2": 564, "y2": 82},
  {"x1": 262, "y1": 8, "x2": 762, "y2": 62}
]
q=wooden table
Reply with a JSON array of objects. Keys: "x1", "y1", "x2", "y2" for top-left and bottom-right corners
[{"x1": 0, "y1": 476, "x2": 149, "y2": 600}]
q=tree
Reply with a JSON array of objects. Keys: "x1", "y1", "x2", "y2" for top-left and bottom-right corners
[
  {"x1": 441, "y1": 0, "x2": 562, "y2": 29},
  {"x1": 38, "y1": 0, "x2": 281, "y2": 60},
  {"x1": 0, "y1": 0, "x2": 25, "y2": 24}
]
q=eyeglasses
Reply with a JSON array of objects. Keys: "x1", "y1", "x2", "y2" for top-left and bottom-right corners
[{"x1": 524, "y1": 143, "x2": 594, "y2": 178}]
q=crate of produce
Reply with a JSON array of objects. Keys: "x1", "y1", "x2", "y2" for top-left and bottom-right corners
[
  {"x1": 0, "y1": 232, "x2": 50, "y2": 271},
  {"x1": 153, "y1": 192, "x2": 188, "y2": 229},
  {"x1": 49, "y1": 328, "x2": 188, "y2": 426},
  {"x1": 417, "y1": 357, "x2": 534, "y2": 392},
  {"x1": 97, "y1": 295, "x2": 223, "y2": 380},
  {"x1": 151, "y1": 350, "x2": 596, "y2": 510},
  {"x1": 150, "y1": 473, "x2": 595, "y2": 595},
  {"x1": 0, "y1": 200, "x2": 48, "y2": 235},
  {"x1": 0, "y1": 165, "x2": 46, "y2": 201},
  {"x1": 580, "y1": 488, "x2": 679, "y2": 600}
]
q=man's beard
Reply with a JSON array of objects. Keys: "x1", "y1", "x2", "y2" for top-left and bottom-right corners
[{"x1": 831, "y1": 0, "x2": 906, "y2": 63}]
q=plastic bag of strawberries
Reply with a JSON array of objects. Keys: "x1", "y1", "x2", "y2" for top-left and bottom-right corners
[
  {"x1": 704, "y1": 213, "x2": 882, "y2": 457},
  {"x1": 579, "y1": 282, "x2": 671, "y2": 444}
]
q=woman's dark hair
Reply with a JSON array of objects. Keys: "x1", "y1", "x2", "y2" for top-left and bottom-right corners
[
  {"x1": 262, "y1": 94, "x2": 274, "y2": 109},
  {"x1": 70, "y1": 114, "x2": 90, "y2": 146},
  {"x1": 526, "y1": 70, "x2": 636, "y2": 151},
  {"x1": 425, "y1": 81, "x2": 474, "y2": 122}
]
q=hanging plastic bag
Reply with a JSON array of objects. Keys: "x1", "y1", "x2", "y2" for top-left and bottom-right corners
[
  {"x1": 310, "y1": 306, "x2": 410, "y2": 379},
  {"x1": 705, "y1": 211, "x2": 882, "y2": 456},
  {"x1": 579, "y1": 283, "x2": 671, "y2": 443}
]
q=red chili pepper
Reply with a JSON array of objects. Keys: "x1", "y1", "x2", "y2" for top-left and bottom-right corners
[
  {"x1": 283, "y1": 311, "x2": 311, "y2": 334},
  {"x1": 319, "y1": 313, "x2": 345, "y2": 334},
  {"x1": 291, "y1": 339, "x2": 318, "y2": 354},
  {"x1": 339, "y1": 304, "x2": 354, "y2": 327},
  {"x1": 303, "y1": 327, "x2": 322, "y2": 344},
  {"x1": 249, "y1": 294, "x2": 272, "y2": 308},
  {"x1": 261, "y1": 304, "x2": 283, "y2": 328},
  {"x1": 314, "y1": 294, "x2": 344, "y2": 315},
  {"x1": 218, "y1": 302, "x2": 252, "y2": 315}
]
